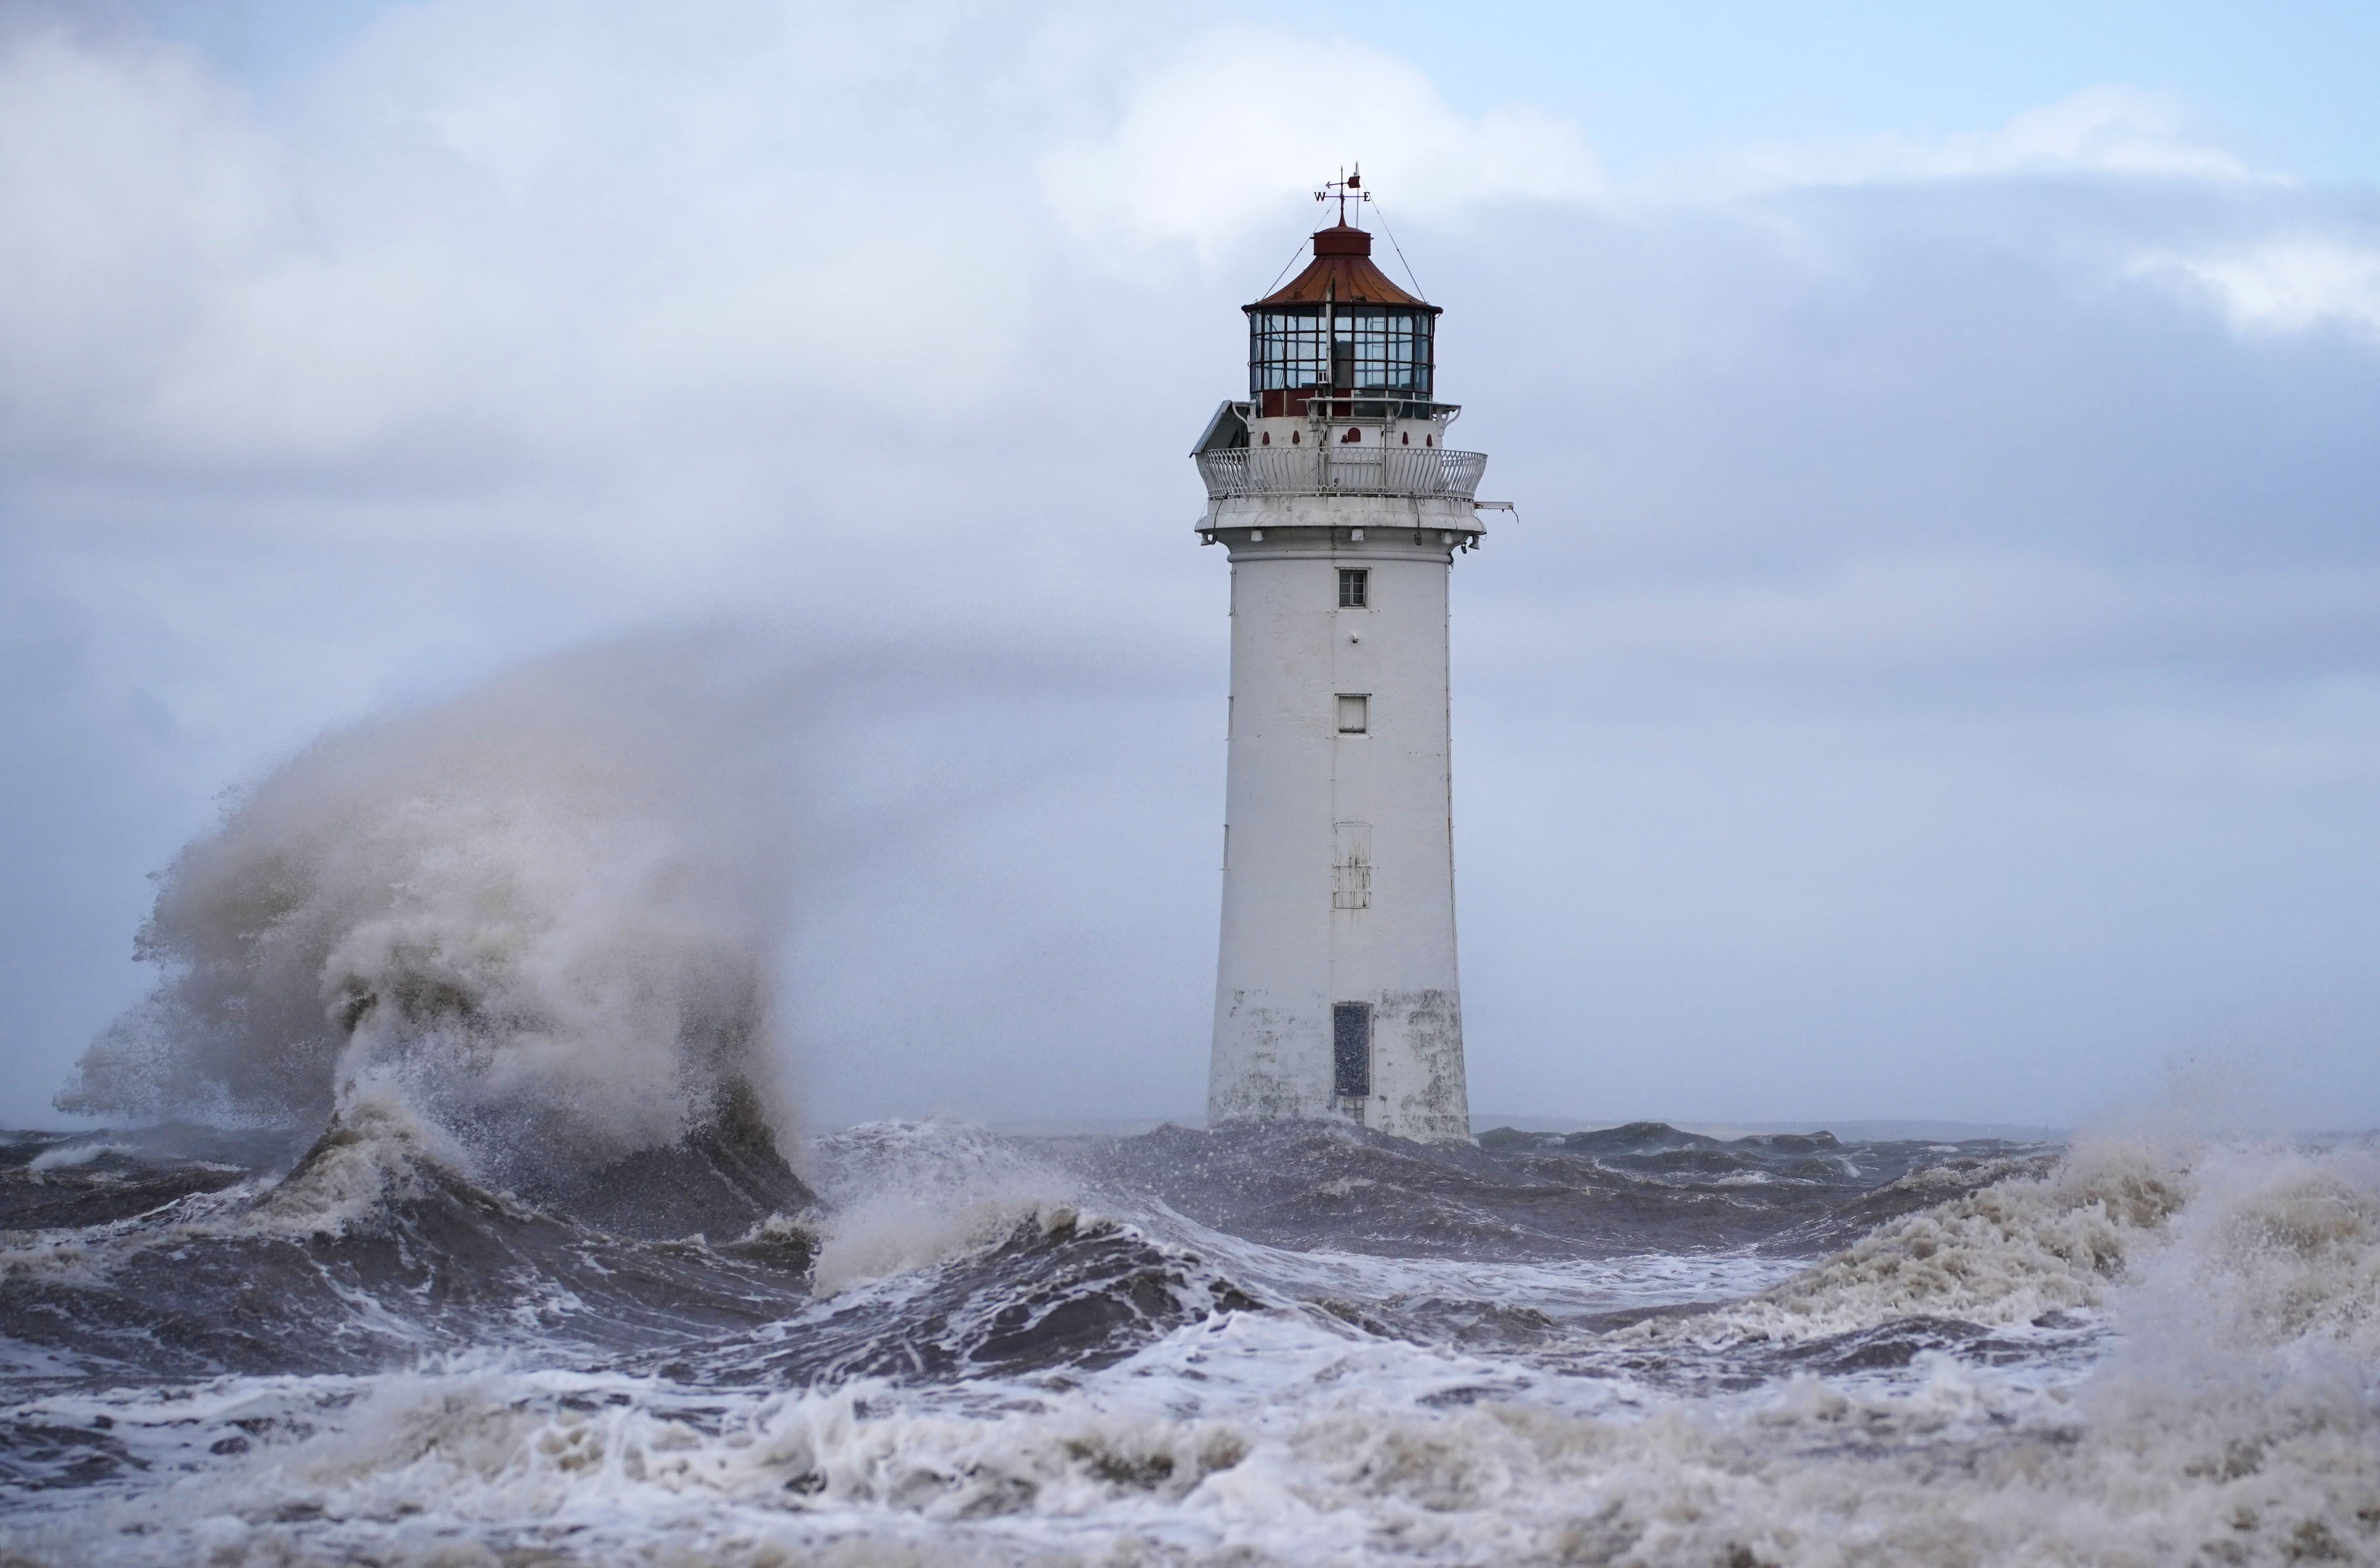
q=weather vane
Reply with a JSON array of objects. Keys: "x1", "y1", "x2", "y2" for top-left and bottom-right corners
[{"x1": 1315, "y1": 164, "x2": 1370, "y2": 224}]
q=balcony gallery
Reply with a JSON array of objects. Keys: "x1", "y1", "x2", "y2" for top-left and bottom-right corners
[{"x1": 1193, "y1": 440, "x2": 1488, "y2": 502}]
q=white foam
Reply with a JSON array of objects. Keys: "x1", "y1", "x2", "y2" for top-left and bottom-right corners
[
  {"x1": 1627, "y1": 1136, "x2": 2191, "y2": 1350},
  {"x1": 12, "y1": 1139, "x2": 2379, "y2": 1566},
  {"x1": 24, "y1": 1141, "x2": 135, "y2": 1172}
]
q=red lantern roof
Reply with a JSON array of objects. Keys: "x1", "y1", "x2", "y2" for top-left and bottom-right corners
[{"x1": 1251, "y1": 223, "x2": 1436, "y2": 312}]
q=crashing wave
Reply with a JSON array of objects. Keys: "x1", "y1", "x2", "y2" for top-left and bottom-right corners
[
  {"x1": 1646, "y1": 1137, "x2": 2193, "y2": 1347},
  {"x1": 54, "y1": 640, "x2": 805, "y2": 1208}
]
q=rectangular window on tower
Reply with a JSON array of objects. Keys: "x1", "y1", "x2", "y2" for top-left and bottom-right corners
[
  {"x1": 1336, "y1": 694, "x2": 1369, "y2": 734},
  {"x1": 1332, "y1": 1003, "x2": 1373, "y2": 1098},
  {"x1": 1338, "y1": 568, "x2": 1368, "y2": 608}
]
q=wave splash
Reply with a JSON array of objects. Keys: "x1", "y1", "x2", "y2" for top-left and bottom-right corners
[{"x1": 55, "y1": 640, "x2": 802, "y2": 1193}]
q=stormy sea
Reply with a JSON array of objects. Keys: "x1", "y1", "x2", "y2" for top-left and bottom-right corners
[
  {"x1": 7, "y1": 1111, "x2": 2380, "y2": 1567},
  {"x1": 5, "y1": 656, "x2": 2378, "y2": 1565}
]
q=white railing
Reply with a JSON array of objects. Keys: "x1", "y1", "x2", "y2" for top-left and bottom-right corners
[{"x1": 1195, "y1": 445, "x2": 1488, "y2": 501}]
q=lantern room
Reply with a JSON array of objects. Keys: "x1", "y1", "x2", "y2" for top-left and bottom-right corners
[{"x1": 1246, "y1": 223, "x2": 1441, "y2": 418}]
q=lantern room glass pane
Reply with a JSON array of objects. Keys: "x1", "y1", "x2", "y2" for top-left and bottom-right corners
[{"x1": 1249, "y1": 306, "x2": 1432, "y2": 396}]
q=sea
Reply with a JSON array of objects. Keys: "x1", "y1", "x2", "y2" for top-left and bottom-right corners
[
  {"x1": 6, "y1": 653, "x2": 2375, "y2": 1564},
  {"x1": 4, "y1": 1103, "x2": 2377, "y2": 1566}
]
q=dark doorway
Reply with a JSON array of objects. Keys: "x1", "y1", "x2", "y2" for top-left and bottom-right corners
[{"x1": 1332, "y1": 1003, "x2": 1372, "y2": 1098}]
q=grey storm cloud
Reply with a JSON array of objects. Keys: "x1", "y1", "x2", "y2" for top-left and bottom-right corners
[{"x1": 2, "y1": 2, "x2": 2378, "y2": 1132}]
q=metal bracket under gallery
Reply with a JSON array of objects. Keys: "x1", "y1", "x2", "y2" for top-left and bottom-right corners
[{"x1": 1195, "y1": 522, "x2": 1485, "y2": 552}]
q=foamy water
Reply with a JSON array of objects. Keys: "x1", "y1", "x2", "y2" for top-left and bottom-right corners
[{"x1": 3, "y1": 1118, "x2": 2376, "y2": 1566}]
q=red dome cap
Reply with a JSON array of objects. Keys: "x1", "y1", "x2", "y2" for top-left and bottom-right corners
[{"x1": 1250, "y1": 222, "x2": 1436, "y2": 312}]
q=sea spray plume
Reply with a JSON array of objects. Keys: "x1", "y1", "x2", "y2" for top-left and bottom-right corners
[{"x1": 56, "y1": 636, "x2": 803, "y2": 1193}]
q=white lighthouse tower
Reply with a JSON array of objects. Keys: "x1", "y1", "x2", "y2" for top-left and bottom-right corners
[{"x1": 1193, "y1": 180, "x2": 1490, "y2": 1144}]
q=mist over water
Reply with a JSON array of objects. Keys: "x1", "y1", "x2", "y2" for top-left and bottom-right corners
[{"x1": 2, "y1": 643, "x2": 2377, "y2": 1566}]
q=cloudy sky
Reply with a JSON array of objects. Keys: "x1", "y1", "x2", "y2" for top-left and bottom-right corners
[{"x1": 5, "y1": 0, "x2": 2379, "y2": 1134}]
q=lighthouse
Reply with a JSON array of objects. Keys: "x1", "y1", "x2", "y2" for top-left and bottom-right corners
[{"x1": 1192, "y1": 179, "x2": 1490, "y2": 1144}]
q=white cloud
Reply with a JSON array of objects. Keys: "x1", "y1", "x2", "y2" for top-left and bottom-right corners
[
  {"x1": 0, "y1": 27, "x2": 290, "y2": 447},
  {"x1": 1682, "y1": 86, "x2": 2254, "y2": 197},
  {"x1": 2130, "y1": 238, "x2": 2380, "y2": 337},
  {"x1": 1038, "y1": 29, "x2": 1602, "y2": 257},
  {"x1": 0, "y1": 6, "x2": 1050, "y2": 482}
]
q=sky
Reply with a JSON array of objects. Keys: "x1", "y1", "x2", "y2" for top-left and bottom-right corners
[{"x1": 4, "y1": 1, "x2": 2379, "y2": 1134}]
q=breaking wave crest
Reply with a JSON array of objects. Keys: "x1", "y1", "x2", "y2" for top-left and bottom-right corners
[
  {"x1": 805, "y1": 1118, "x2": 1086, "y2": 1295},
  {"x1": 1644, "y1": 1135, "x2": 2194, "y2": 1348}
]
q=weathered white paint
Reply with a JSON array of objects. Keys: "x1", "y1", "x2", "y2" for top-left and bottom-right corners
[{"x1": 1201, "y1": 467, "x2": 1482, "y2": 1143}]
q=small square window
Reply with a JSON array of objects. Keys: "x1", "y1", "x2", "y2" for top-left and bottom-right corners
[
  {"x1": 1337, "y1": 693, "x2": 1369, "y2": 734},
  {"x1": 1338, "y1": 568, "x2": 1368, "y2": 608}
]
